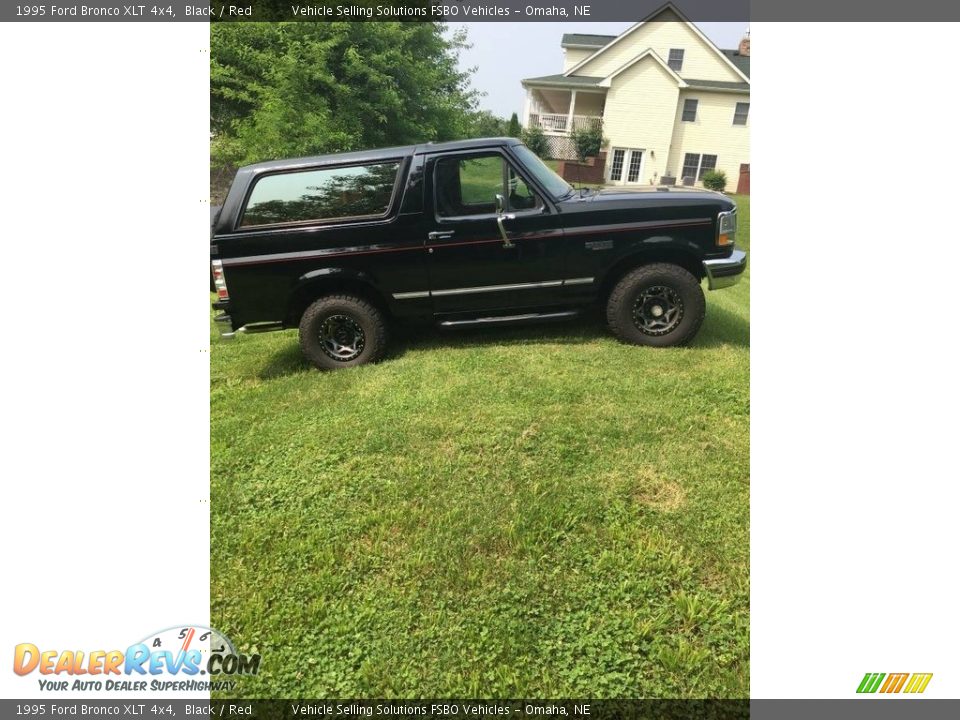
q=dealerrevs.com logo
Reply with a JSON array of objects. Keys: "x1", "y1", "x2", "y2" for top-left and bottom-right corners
[
  {"x1": 13, "y1": 625, "x2": 260, "y2": 693},
  {"x1": 857, "y1": 672, "x2": 933, "y2": 694}
]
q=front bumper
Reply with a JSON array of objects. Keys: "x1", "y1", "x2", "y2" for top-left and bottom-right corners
[{"x1": 703, "y1": 249, "x2": 747, "y2": 290}]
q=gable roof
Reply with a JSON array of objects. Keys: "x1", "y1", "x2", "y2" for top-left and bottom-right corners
[
  {"x1": 599, "y1": 49, "x2": 688, "y2": 88},
  {"x1": 561, "y1": 33, "x2": 616, "y2": 49},
  {"x1": 563, "y1": 2, "x2": 750, "y2": 85}
]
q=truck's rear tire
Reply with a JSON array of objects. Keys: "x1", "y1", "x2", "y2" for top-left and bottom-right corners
[
  {"x1": 298, "y1": 295, "x2": 388, "y2": 370},
  {"x1": 606, "y1": 263, "x2": 705, "y2": 347}
]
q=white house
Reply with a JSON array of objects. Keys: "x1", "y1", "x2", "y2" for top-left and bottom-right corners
[{"x1": 521, "y1": 4, "x2": 750, "y2": 189}]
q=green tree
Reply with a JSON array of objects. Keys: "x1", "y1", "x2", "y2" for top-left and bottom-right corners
[
  {"x1": 507, "y1": 113, "x2": 522, "y2": 138},
  {"x1": 211, "y1": 23, "x2": 480, "y2": 166},
  {"x1": 521, "y1": 126, "x2": 549, "y2": 158},
  {"x1": 571, "y1": 125, "x2": 606, "y2": 163},
  {"x1": 467, "y1": 110, "x2": 507, "y2": 138}
]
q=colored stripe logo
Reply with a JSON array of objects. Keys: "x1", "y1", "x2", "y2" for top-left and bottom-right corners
[{"x1": 857, "y1": 672, "x2": 932, "y2": 694}]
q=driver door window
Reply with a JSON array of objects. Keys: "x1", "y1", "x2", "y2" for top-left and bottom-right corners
[
  {"x1": 435, "y1": 153, "x2": 541, "y2": 218},
  {"x1": 508, "y1": 165, "x2": 539, "y2": 211}
]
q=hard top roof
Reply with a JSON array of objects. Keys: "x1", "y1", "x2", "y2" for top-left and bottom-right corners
[{"x1": 239, "y1": 137, "x2": 523, "y2": 172}]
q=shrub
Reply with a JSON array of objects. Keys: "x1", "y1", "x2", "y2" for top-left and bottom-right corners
[
  {"x1": 702, "y1": 170, "x2": 727, "y2": 192},
  {"x1": 521, "y1": 126, "x2": 549, "y2": 158},
  {"x1": 571, "y1": 125, "x2": 606, "y2": 162}
]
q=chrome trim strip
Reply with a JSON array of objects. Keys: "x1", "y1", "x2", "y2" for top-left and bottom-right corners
[
  {"x1": 432, "y1": 280, "x2": 563, "y2": 297},
  {"x1": 393, "y1": 277, "x2": 595, "y2": 299},
  {"x1": 439, "y1": 311, "x2": 579, "y2": 327}
]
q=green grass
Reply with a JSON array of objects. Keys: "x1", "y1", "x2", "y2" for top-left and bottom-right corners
[{"x1": 211, "y1": 196, "x2": 750, "y2": 698}]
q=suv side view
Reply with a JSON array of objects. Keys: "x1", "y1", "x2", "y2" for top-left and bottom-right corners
[{"x1": 211, "y1": 138, "x2": 746, "y2": 370}]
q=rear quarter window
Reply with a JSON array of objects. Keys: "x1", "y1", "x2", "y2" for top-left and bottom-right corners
[{"x1": 240, "y1": 162, "x2": 400, "y2": 227}]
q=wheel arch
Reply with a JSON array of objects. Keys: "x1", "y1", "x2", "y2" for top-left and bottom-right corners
[
  {"x1": 599, "y1": 247, "x2": 704, "y2": 302},
  {"x1": 285, "y1": 268, "x2": 390, "y2": 328}
]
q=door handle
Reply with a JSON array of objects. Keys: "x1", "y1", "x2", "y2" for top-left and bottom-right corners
[
  {"x1": 497, "y1": 213, "x2": 516, "y2": 249},
  {"x1": 428, "y1": 230, "x2": 455, "y2": 241}
]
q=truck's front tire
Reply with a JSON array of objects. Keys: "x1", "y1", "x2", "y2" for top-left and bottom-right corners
[
  {"x1": 606, "y1": 263, "x2": 705, "y2": 347},
  {"x1": 298, "y1": 295, "x2": 388, "y2": 370}
]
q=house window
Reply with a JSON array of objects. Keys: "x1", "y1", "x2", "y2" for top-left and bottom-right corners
[
  {"x1": 668, "y1": 48, "x2": 684, "y2": 72},
  {"x1": 681, "y1": 153, "x2": 718, "y2": 182},
  {"x1": 682, "y1": 98, "x2": 698, "y2": 122},
  {"x1": 733, "y1": 102, "x2": 750, "y2": 125},
  {"x1": 700, "y1": 154, "x2": 717, "y2": 177}
]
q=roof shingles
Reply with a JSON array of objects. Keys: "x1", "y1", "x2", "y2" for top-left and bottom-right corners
[
  {"x1": 720, "y1": 49, "x2": 750, "y2": 78},
  {"x1": 684, "y1": 79, "x2": 750, "y2": 92},
  {"x1": 561, "y1": 33, "x2": 616, "y2": 48}
]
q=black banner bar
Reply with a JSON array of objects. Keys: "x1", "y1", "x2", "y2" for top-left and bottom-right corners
[
  {"x1": 4, "y1": 700, "x2": 960, "y2": 719},
  {"x1": 6, "y1": 0, "x2": 960, "y2": 21}
]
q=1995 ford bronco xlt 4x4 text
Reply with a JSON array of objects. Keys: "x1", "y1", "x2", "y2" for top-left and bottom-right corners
[{"x1": 211, "y1": 137, "x2": 746, "y2": 370}]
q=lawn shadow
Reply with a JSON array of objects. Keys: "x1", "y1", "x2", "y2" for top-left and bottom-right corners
[
  {"x1": 383, "y1": 315, "x2": 608, "y2": 360},
  {"x1": 257, "y1": 340, "x2": 310, "y2": 380},
  {"x1": 694, "y1": 304, "x2": 751, "y2": 349},
  {"x1": 254, "y1": 305, "x2": 748, "y2": 379}
]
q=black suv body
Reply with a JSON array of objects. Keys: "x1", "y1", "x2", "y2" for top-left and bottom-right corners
[{"x1": 211, "y1": 137, "x2": 746, "y2": 369}]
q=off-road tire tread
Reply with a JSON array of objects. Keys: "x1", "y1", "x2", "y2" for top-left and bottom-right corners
[
  {"x1": 298, "y1": 294, "x2": 388, "y2": 370},
  {"x1": 606, "y1": 263, "x2": 705, "y2": 347}
]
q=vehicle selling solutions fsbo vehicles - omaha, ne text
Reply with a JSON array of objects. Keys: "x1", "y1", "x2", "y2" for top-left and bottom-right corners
[{"x1": 210, "y1": 137, "x2": 746, "y2": 370}]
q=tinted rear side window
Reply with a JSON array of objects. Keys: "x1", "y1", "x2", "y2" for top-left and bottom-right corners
[{"x1": 241, "y1": 162, "x2": 400, "y2": 227}]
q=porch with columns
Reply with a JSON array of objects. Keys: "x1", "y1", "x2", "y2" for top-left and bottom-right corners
[{"x1": 523, "y1": 86, "x2": 605, "y2": 137}]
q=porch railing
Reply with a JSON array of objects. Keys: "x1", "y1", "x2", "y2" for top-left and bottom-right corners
[{"x1": 528, "y1": 113, "x2": 602, "y2": 134}]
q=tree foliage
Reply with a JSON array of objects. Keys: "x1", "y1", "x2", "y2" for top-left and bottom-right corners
[
  {"x1": 572, "y1": 126, "x2": 606, "y2": 163},
  {"x1": 467, "y1": 110, "x2": 507, "y2": 138},
  {"x1": 507, "y1": 113, "x2": 522, "y2": 138},
  {"x1": 211, "y1": 23, "x2": 480, "y2": 166},
  {"x1": 521, "y1": 126, "x2": 549, "y2": 158}
]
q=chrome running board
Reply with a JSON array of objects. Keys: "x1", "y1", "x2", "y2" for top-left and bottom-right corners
[{"x1": 438, "y1": 311, "x2": 579, "y2": 328}]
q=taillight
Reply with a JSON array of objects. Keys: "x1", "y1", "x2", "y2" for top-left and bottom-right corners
[{"x1": 211, "y1": 259, "x2": 229, "y2": 301}]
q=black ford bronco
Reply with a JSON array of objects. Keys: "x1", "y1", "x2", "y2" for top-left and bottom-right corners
[{"x1": 211, "y1": 137, "x2": 746, "y2": 369}]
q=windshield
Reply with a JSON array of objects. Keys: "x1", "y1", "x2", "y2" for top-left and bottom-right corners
[{"x1": 512, "y1": 144, "x2": 574, "y2": 199}]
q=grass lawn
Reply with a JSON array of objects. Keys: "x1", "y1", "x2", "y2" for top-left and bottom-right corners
[{"x1": 211, "y1": 195, "x2": 750, "y2": 697}]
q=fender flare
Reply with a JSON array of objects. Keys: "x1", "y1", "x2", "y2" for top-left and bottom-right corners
[{"x1": 286, "y1": 267, "x2": 388, "y2": 324}]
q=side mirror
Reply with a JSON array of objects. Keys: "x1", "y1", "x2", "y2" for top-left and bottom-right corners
[{"x1": 495, "y1": 193, "x2": 505, "y2": 216}]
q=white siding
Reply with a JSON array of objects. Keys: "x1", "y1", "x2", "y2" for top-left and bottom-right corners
[
  {"x1": 572, "y1": 9, "x2": 743, "y2": 83},
  {"x1": 602, "y1": 57, "x2": 680, "y2": 185},
  {"x1": 666, "y1": 90, "x2": 749, "y2": 187},
  {"x1": 563, "y1": 48, "x2": 594, "y2": 72}
]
